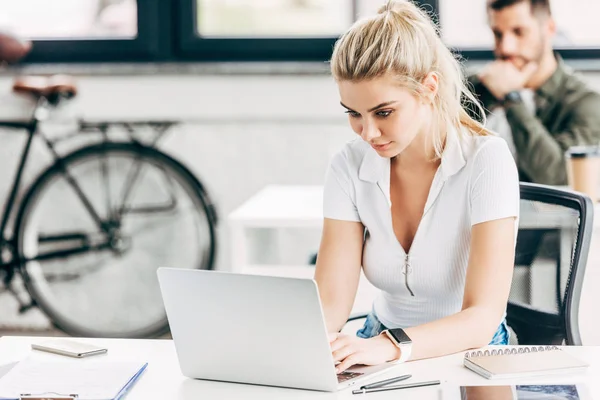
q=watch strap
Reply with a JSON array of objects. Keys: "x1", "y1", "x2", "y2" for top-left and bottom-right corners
[{"x1": 383, "y1": 329, "x2": 413, "y2": 363}]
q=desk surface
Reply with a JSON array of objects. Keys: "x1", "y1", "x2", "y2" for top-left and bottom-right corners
[
  {"x1": 228, "y1": 185, "x2": 324, "y2": 227},
  {"x1": 0, "y1": 337, "x2": 598, "y2": 399}
]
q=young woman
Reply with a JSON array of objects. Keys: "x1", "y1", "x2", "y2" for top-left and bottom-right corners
[{"x1": 315, "y1": 0, "x2": 520, "y2": 373}]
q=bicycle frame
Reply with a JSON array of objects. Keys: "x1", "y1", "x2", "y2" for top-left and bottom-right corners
[
  {"x1": 1, "y1": 97, "x2": 183, "y2": 271},
  {"x1": 0, "y1": 103, "x2": 183, "y2": 281},
  {"x1": 0, "y1": 90, "x2": 217, "y2": 334},
  {"x1": 0, "y1": 97, "x2": 118, "y2": 271}
]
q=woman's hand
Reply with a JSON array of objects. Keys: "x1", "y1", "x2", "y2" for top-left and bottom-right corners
[{"x1": 329, "y1": 333, "x2": 400, "y2": 373}]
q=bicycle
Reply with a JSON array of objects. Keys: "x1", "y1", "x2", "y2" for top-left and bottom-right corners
[{"x1": 0, "y1": 36, "x2": 218, "y2": 338}]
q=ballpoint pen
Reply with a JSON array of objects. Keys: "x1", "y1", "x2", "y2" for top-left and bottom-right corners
[
  {"x1": 359, "y1": 374, "x2": 412, "y2": 390},
  {"x1": 352, "y1": 380, "x2": 441, "y2": 395}
]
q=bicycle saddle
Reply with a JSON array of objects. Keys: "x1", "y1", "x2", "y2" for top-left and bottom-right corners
[
  {"x1": 0, "y1": 31, "x2": 31, "y2": 63},
  {"x1": 13, "y1": 74, "x2": 78, "y2": 99}
]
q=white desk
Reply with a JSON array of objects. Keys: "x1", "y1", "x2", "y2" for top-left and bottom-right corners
[
  {"x1": 0, "y1": 337, "x2": 598, "y2": 399},
  {"x1": 228, "y1": 185, "x2": 324, "y2": 272}
]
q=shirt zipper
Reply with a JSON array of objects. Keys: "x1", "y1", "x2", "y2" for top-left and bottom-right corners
[
  {"x1": 387, "y1": 165, "x2": 445, "y2": 298},
  {"x1": 399, "y1": 175, "x2": 444, "y2": 298},
  {"x1": 403, "y1": 254, "x2": 415, "y2": 297}
]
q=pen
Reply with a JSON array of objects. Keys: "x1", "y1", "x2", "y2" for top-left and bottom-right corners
[
  {"x1": 352, "y1": 380, "x2": 441, "y2": 395},
  {"x1": 359, "y1": 374, "x2": 412, "y2": 390}
]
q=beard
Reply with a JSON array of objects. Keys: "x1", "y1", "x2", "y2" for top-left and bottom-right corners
[{"x1": 497, "y1": 34, "x2": 547, "y2": 71}]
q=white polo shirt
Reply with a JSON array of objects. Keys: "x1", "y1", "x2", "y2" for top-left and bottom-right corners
[{"x1": 323, "y1": 129, "x2": 519, "y2": 329}]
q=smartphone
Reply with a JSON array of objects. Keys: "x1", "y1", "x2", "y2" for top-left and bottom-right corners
[{"x1": 31, "y1": 339, "x2": 108, "y2": 358}]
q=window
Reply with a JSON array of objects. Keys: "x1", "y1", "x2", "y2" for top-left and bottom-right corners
[
  {"x1": 0, "y1": 0, "x2": 137, "y2": 39},
  {"x1": 439, "y1": 0, "x2": 600, "y2": 58},
  {"x1": 1, "y1": 0, "x2": 164, "y2": 63},
  {"x1": 177, "y1": 0, "x2": 357, "y2": 61},
  {"x1": 6, "y1": 0, "x2": 600, "y2": 63},
  {"x1": 177, "y1": 0, "x2": 438, "y2": 61},
  {"x1": 196, "y1": 0, "x2": 352, "y2": 38}
]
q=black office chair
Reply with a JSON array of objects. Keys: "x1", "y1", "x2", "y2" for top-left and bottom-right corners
[
  {"x1": 508, "y1": 183, "x2": 592, "y2": 345},
  {"x1": 345, "y1": 183, "x2": 593, "y2": 346}
]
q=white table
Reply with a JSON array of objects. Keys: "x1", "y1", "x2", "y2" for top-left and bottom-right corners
[
  {"x1": 228, "y1": 185, "x2": 324, "y2": 272},
  {"x1": 0, "y1": 337, "x2": 598, "y2": 399}
]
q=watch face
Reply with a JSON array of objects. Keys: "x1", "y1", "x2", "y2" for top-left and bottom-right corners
[
  {"x1": 390, "y1": 328, "x2": 412, "y2": 345},
  {"x1": 505, "y1": 91, "x2": 522, "y2": 103}
]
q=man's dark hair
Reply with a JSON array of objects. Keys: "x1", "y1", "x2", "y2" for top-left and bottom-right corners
[{"x1": 487, "y1": 0, "x2": 552, "y2": 16}]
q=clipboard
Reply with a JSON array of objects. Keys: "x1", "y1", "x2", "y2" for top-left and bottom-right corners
[
  {"x1": 0, "y1": 360, "x2": 148, "y2": 400},
  {"x1": 19, "y1": 394, "x2": 78, "y2": 400}
]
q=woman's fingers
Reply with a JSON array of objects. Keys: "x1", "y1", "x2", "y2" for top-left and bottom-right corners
[
  {"x1": 329, "y1": 333, "x2": 350, "y2": 352},
  {"x1": 332, "y1": 344, "x2": 355, "y2": 363},
  {"x1": 333, "y1": 336, "x2": 396, "y2": 373},
  {"x1": 335, "y1": 353, "x2": 361, "y2": 373}
]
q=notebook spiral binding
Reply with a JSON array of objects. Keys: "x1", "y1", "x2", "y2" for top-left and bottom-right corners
[{"x1": 464, "y1": 345, "x2": 559, "y2": 359}]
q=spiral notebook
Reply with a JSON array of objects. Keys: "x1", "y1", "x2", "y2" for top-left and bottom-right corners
[{"x1": 463, "y1": 346, "x2": 589, "y2": 380}]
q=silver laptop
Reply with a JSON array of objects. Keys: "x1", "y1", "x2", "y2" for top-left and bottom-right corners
[{"x1": 157, "y1": 268, "x2": 396, "y2": 392}]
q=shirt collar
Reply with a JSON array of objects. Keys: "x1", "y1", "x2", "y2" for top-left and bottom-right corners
[
  {"x1": 440, "y1": 127, "x2": 467, "y2": 180},
  {"x1": 358, "y1": 125, "x2": 467, "y2": 184},
  {"x1": 358, "y1": 145, "x2": 387, "y2": 183},
  {"x1": 536, "y1": 54, "x2": 568, "y2": 100}
]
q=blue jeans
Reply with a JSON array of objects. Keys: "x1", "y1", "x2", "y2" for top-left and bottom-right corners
[{"x1": 356, "y1": 312, "x2": 510, "y2": 345}]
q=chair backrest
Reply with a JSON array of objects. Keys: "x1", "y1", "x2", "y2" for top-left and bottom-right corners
[{"x1": 508, "y1": 183, "x2": 594, "y2": 345}]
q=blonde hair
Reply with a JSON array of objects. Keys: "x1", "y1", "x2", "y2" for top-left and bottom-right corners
[{"x1": 330, "y1": 0, "x2": 491, "y2": 158}]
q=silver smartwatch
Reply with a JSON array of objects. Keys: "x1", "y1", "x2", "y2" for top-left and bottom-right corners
[
  {"x1": 382, "y1": 328, "x2": 413, "y2": 363},
  {"x1": 503, "y1": 90, "x2": 523, "y2": 106}
]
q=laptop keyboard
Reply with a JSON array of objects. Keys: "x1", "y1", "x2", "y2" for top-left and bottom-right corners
[{"x1": 337, "y1": 371, "x2": 363, "y2": 383}]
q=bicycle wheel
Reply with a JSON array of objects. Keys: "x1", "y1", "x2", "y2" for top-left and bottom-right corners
[{"x1": 15, "y1": 142, "x2": 217, "y2": 338}]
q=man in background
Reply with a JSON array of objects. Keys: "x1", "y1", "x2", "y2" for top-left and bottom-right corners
[{"x1": 468, "y1": 0, "x2": 600, "y2": 185}]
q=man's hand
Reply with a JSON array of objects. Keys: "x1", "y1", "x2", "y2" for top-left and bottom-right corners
[
  {"x1": 0, "y1": 31, "x2": 31, "y2": 64},
  {"x1": 329, "y1": 333, "x2": 400, "y2": 373},
  {"x1": 478, "y1": 61, "x2": 538, "y2": 100}
]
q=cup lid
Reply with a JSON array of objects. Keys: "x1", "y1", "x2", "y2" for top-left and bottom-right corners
[{"x1": 565, "y1": 145, "x2": 600, "y2": 158}]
